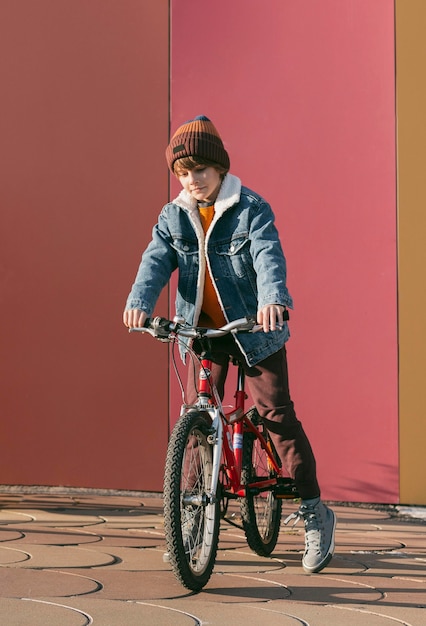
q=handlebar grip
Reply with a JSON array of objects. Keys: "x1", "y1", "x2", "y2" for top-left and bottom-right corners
[{"x1": 146, "y1": 316, "x2": 175, "y2": 337}]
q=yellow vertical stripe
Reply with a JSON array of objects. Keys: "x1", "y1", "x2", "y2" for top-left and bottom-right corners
[{"x1": 396, "y1": 0, "x2": 426, "y2": 504}]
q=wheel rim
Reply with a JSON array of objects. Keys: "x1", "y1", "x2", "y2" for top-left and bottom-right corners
[{"x1": 180, "y1": 427, "x2": 216, "y2": 573}]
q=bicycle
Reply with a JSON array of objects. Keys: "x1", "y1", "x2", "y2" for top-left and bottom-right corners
[{"x1": 130, "y1": 315, "x2": 299, "y2": 592}]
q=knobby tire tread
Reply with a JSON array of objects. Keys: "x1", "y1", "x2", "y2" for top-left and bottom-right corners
[
  {"x1": 163, "y1": 411, "x2": 219, "y2": 592},
  {"x1": 240, "y1": 428, "x2": 282, "y2": 556}
]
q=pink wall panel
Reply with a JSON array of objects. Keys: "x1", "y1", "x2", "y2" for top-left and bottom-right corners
[
  {"x1": 0, "y1": 1, "x2": 170, "y2": 490},
  {"x1": 171, "y1": 0, "x2": 397, "y2": 502}
]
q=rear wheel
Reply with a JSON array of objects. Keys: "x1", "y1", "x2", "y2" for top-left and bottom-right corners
[
  {"x1": 163, "y1": 411, "x2": 220, "y2": 592},
  {"x1": 240, "y1": 423, "x2": 282, "y2": 556}
]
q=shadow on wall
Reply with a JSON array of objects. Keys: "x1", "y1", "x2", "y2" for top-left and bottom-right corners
[{"x1": 334, "y1": 462, "x2": 399, "y2": 504}]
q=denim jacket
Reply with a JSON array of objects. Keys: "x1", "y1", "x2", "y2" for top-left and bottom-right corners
[{"x1": 125, "y1": 173, "x2": 293, "y2": 366}]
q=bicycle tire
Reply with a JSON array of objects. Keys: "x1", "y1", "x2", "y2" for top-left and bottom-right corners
[
  {"x1": 240, "y1": 426, "x2": 282, "y2": 556},
  {"x1": 163, "y1": 410, "x2": 220, "y2": 592}
]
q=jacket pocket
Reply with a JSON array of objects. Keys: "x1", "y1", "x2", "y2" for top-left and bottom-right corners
[
  {"x1": 214, "y1": 233, "x2": 251, "y2": 278},
  {"x1": 171, "y1": 236, "x2": 199, "y2": 277}
]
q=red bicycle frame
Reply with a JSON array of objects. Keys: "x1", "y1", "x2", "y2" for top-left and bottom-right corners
[{"x1": 197, "y1": 356, "x2": 282, "y2": 498}]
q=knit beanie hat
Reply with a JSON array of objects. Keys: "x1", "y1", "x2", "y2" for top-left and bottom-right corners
[{"x1": 165, "y1": 115, "x2": 230, "y2": 172}]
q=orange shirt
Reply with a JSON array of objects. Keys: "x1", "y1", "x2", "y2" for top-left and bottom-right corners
[{"x1": 198, "y1": 205, "x2": 226, "y2": 328}]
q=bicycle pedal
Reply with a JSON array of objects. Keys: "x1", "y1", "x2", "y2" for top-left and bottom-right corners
[
  {"x1": 275, "y1": 479, "x2": 299, "y2": 499},
  {"x1": 162, "y1": 552, "x2": 170, "y2": 563},
  {"x1": 244, "y1": 406, "x2": 261, "y2": 425}
]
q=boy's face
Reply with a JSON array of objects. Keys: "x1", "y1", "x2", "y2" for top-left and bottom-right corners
[{"x1": 176, "y1": 165, "x2": 222, "y2": 204}]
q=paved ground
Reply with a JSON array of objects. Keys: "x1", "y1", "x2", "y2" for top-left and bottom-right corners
[{"x1": 0, "y1": 488, "x2": 425, "y2": 625}]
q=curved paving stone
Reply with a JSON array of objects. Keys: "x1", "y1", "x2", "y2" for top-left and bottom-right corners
[
  {"x1": 94, "y1": 527, "x2": 165, "y2": 548},
  {"x1": 0, "y1": 546, "x2": 31, "y2": 565},
  {"x1": 0, "y1": 529, "x2": 25, "y2": 542},
  {"x1": 0, "y1": 492, "x2": 425, "y2": 625},
  {"x1": 347, "y1": 574, "x2": 426, "y2": 606},
  {"x1": 367, "y1": 524, "x2": 426, "y2": 551},
  {"x1": 332, "y1": 507, "x2": 393, "y2": 522},
  {"x1": 337, "y1": 532, "x2": 405, "y2": 552},
  {"x1": 82, "y1": 509, "x2": 152, "y2": 518},
  {"x1": 70, "y1": 598, "x2": 198, "y2": 625},
  {"x1": 275, "y1": 527, "x2": 404, "y2": 555},
  {"x1": 11, "y1": 495, "x2": 76, "y2": 508},
  {"x1": 91, "y1": 546, "x2": 169, "y2": 571},
  {"x1": 0, "y1": 511, "x2": 34, "y2": 524},
  {"x1": 267, "y1": 603, "x2": 421, "y2": 625},
  {"x1": 202, "y1": 571, "x2": 292, "y2": 601},
  {"x1": 165, "y1": 598, "x2": 394, "y2": 625},
  {"x1": 13, "y1": 545, "x2": 117, "y2": 569},
  {"x1": 218, "y1": 528, "x2": 251, "y2": 549},
  {"x1": 217, "y1": 538, "x2": 250, "y2": 551},
  {"x1": 310, "y1": 553, "x2": 369, "y2": 575},
  {"x1": 101, "y1": 518, "x2": 164, "y2": 539},
  {"x1": 98, "y1": 514, "x2": 164, "y2": 529},
  {"x1": 0, "y1": 598, "x2": 89, "y2": 625},
  {"x1": 264, "y1": 551, "x2": 307, "y2": 572},
  {"x1": 144, "y1": 600, "x2": 307, "y2": 625},
  {"x1": 247, "y1": 572, "x2": 385, "y2": 604},
  {"x1": 271, "y1": 551, "x2": 369, "y2": 576},
  {"x1": 83, "y1": 568, "x2": 292, "y2": 602},
  {"x1": 15, "y1": 511, "x2": 105, "y2": 528},
  {"x1": 356, "y1": 554, "x2": 426, "y2": 578},
  {"x1": 0, "y1": 495, "x2": 24, "y2": 506},
  {"x1": 4, "y1": 525, "x2": 102, "y2": 546},
  {"x1": 214, "y1": 549, "x2": 287, "y2": 575},
  {"x1": 1, "y1": 568, "x2": 100, "y2": 598},
  {"x1": 220, "y1": 522, "x2": 305, "y2": 552},
  {"x1": 139, "y1": 496, "x2": 164, "y2": 508},
  {"x1": 70, "y1": 569, "x2": 195, "y2": 601},
  {"x1": 57, "y1": 496, "x2": 147, "y2": 509}
]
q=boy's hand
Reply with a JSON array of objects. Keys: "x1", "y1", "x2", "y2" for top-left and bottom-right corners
[
  {"x1": 123, "y1": 308, "x2": 147, "y2": 328},
  {"x1": 257, "y1": 304, "x2": 286, "y2": 332}
]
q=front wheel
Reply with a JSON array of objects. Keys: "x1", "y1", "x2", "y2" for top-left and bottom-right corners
[
  {"x1": 163, "y1": 411, "x2": 220, "y2": 592},
  {"x1": 240, "y1": 426, "x2": 282, "y2": 556}
]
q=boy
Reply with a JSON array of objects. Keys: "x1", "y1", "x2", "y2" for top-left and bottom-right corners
[{"x1": 123, "y1": 115, "x2": 336, "y2": 573}]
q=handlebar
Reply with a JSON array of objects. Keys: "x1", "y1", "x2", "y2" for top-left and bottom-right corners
[{"x1": 128, "y1": 311, "x2": 289, "y2": 341}]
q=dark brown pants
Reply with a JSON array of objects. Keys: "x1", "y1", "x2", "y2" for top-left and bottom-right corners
[{"x1": 186, "y1": 336, "x2": 320, "y2": 500}]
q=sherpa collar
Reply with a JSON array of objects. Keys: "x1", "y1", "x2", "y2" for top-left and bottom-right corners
[
  {"x1": 171, "y1": 173, "x2": 241, "y2": 218},
  {"x1": 170, "y1": 173, "x2": 242, "y2": 327}
]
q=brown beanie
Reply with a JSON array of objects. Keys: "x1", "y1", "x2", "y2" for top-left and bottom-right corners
[{"x1": 165, "y1": 115, "x2": 230, "y2": 172}]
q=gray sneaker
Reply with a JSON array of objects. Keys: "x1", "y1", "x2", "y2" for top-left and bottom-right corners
[
  {"x1": 285, "y1": 500, "x2": 336, "y2": 573},
  {"x1": 299, "y1": 501, "x2": 336, "y2": 573}
]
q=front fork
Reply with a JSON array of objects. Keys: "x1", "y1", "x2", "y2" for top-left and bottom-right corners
[{"x1": 208, "y1": 407, "x2": 223, "y2": 504}]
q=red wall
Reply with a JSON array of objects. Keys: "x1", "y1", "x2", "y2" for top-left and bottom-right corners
[
  {"x1": 170, "y1": 0, "x2": 398, "y2": 502},
  {"x1": 1, "y1": 1, "x2": 170, "y2": 490},
  {"x1": 1, "y1": 1, "x2": 399, "y2": 503}
]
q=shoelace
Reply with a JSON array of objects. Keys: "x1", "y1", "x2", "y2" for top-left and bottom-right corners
[
  {"x1": 283, "y1": 509, "x2": 303, "y2": 527},
  {"x1": 284, "y1": 505, "x2": 325, "y2": 546},
  {"x1": 304, "y1": 505, "x2": 328, "y2": 550}
]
